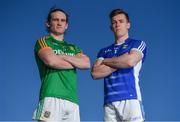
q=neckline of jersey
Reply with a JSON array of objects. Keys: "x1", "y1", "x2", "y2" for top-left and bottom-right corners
[
  {"x1": 114, "y1": 37, "x2": 131, "y2": 46},
  {"x1": 49, "y1": 35, "x2": 66, "y2": 44}
]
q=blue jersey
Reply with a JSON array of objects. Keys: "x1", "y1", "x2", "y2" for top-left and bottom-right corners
[{"x1": 97, "y1": 38, "x2": 147, "y2": 104}]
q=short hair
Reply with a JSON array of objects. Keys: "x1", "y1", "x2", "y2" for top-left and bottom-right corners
[
  {"x1": 46, "y1": 7, "x2": 69, "y2": 32},
  {"x1": 109, "y1": 9, "x2": 129, "y2": 22},
  {"x1": 46, "y1": 7, "x2": 69, "y2": 23}
]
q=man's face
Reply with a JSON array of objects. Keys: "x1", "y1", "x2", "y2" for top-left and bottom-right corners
[
  {"x1": 47, "y1": 11, "x2": 68, "y2": 35},
  {"x1": 111, "y1": 14, "x2": 130, "y2": 37}
]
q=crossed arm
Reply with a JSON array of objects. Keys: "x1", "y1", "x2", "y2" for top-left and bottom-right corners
[
  {"x1": 38, "y1": 47, "x2": 90, "y2": 70},
  {"x1": 91, "y1": 50, "x2": 142, "y2": 79},
  {"x1": 91, "y1": 59, "x2": 117, "y2": 79}
]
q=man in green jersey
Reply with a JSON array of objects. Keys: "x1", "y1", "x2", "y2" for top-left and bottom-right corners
[{"x1": 33, "y1": 7, "x2": 90, "y2": 121}]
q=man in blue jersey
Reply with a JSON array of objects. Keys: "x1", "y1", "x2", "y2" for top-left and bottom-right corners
[{"x1": 91, "y1": 9, "x2": 147, "y2": 122}]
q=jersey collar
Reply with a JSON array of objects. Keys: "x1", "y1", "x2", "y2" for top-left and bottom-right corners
[
  {"x1": 49, "y1": 35, "x2": 66, "y2": 44},
  {"x1": 114, "y1": 37, "x2": 131, "y2": 46}
]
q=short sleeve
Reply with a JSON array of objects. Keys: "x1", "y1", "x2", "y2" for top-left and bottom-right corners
[
  {"x1": 34, "y1": 38, "x2": 50, "y2": 54},
  {"x1": 97, "y1": 49, "x2": 105, "y2": 60},
  {"x1": 74, "y1": 45, "x2": 82, "y2": 55},
  {"x1": 131, "y1": 40, "x2": 147, "y2": 59}
]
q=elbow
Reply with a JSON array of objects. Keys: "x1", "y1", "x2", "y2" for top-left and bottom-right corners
[
  {"x1": 86, "y1": 63, "x2": 91, "y2": 69},
  {"x1": 126, "y1": 59, "x2": 137, "y2": 67},
  {"x1": 91, "y1": 72, "x2": 98, "y2": 80},
  {"x1": 84, "y1": 58, "x2": 91, "y2": 69},
  {"x1": 86, "y1": 60, "x2": 91, "y2": 69},
  {"x1": 44, "y1": 57, "x2": 57, "y2": 67},
  {"x1": 91, "y1": 71, "x2": 101, "y2": 80},
  {"x1": 81, "y1": 63, "x2": 90, "y2": 69},
  {"x1": 82, "y1": 57, "x2": 91, "y2": 69}
]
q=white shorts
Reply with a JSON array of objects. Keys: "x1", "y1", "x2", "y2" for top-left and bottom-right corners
[
  {"x1": 104, "y1": 99, "x2": 145, "y2": 122},
  {"x1": 33, "y1": 97, "x2": 80, "y2": 121}
]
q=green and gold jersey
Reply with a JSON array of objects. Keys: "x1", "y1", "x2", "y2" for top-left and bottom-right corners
[{"x1": 34, "y1": 35, "x2": 81, "y2": 104}]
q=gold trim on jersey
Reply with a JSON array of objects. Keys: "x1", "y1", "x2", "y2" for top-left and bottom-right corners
[{"x1": 38, "y1": 36, "x2": 49, "y2": 48}]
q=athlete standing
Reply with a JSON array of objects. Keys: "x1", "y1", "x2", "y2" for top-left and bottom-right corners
[
  {"x1": 33, "y1": 7, "x2": 90, "y2": 121},
  {"x1": 91, "y1": 9, "x2": 147, "y2": 122}
]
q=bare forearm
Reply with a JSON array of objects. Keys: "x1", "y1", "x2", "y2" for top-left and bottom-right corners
[
  {"x1": 38, "y1": 48, "x2": 74, "y2": 69},
  {"x1": 91, "y1": 65, "x2": 116, "y2": 79},
  {"x1": 47, "y1": 55, "x2": 74, "y2": 69},
  {"x1": 63, "y1": 55, "x2": 90, "y2": 69},
  {"x1": 103, "y1": 57, "x2": 128, "y2": 68},
  {"x1": 103, "y1": 53, "x2": 136, "y2": 69}
]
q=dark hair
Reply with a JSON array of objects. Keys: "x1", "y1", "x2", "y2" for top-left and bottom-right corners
[
  {"x1": 109, "y1": 9, "x2": 129, "y2": 22},
  {"x1": 46, "y1": 7, "x2": 69, "y2": 32},
  {"x1": 47, "y1": 7, "x2": 69, "y2": 23}
]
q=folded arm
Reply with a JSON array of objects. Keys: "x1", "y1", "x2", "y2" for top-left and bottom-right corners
[
  {"x1": 103, "y1": 50, "x2": 143, "y2": 69},
  {"x1": 38, "y1": 47, "x2": 90, "y2": 70},
  {"x1": 91, "y1": 59, "x2": 117, "y2": 80},
  {"x1": 38, "y1": 47, "x2": 74, "y2": 69},
  {"x1": 63, "y1": 53, "x2": 90, "y2": 69}
]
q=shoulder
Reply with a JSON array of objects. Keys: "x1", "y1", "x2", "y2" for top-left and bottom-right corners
[
  {"x1": 129, "y1": 38, "x2": 146, "y2": 45},
  {"x1": 36, "y1": 35, "x2": 51, "y2": 43},
  {"x1": 34, "y1": 35, "x2": 51, "y2": 52},
  {"x1": 128, "y1": 38, "x2": 147, "y2": 49},
  {"x1": 66, "y1": 42, "x2": 77, "y2": 47},
  {"x1": 129, "y1": 38, "x2": 147, "y2": 58},
  {"x1": 35, "y1": 35, "x2": 52, "y2": 48},
  {"x1": 65, "y1": 41, "x2": 82, "y2": 53},
  {"x1": 128, "y1": 38, "x2": 140, "y2": 43}
]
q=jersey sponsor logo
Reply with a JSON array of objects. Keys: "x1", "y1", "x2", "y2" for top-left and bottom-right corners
[{"x1": 53, "y1": 49, "x2": 75, "y2": 56}]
